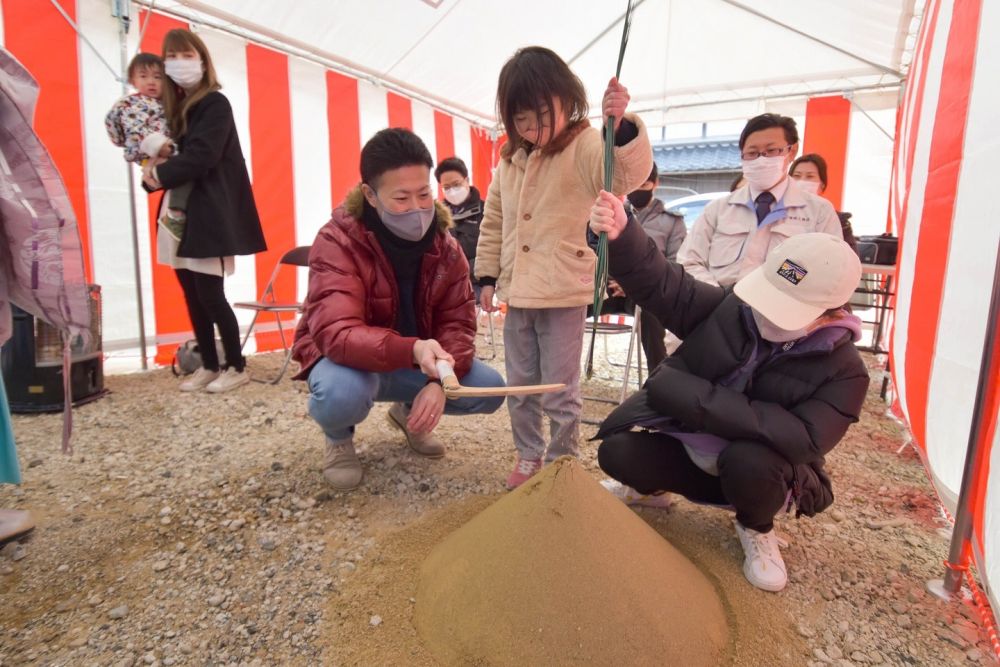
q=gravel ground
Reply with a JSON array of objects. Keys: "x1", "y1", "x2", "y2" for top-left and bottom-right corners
[{"x1": 0, "y1": 328, "x2": 997, "y2": 666}]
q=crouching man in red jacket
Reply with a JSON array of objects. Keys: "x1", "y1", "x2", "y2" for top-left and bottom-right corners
[{"x1": 292, "y1": 128, "x2": 505, "y2": 491}]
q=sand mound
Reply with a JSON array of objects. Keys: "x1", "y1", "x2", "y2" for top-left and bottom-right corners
[{"x1": 415, "y1": 457, "x2": 731, "y2": 666}]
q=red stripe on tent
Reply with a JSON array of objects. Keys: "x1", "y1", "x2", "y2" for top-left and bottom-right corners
[
  {"x1": 900, "y1": 0, "x2": 943, "y2": 235},
  {"x1": 433, "y1": 111, "x2": 455, "y2": 197},
  {"x1": 2, "y1": 0, "x2": 93, "y2": 281},
  {"x1": 903, "y1": 0, "x2": 980, "y2": 451},
  {"x1": 890, "y1": 0, "x2": 942, "y2": 403},
  {"x1": 386, "y1": 92, "x2": 413, "y2": 129},
  {"x1": 326, "y1": 71, "x2": 361, "y2": 209},
  {"x1": 470, "y1": 127, "x2": 495, "y2": 195},
  {"x1": 803, "y1": 96, "x2": 851, "y2": 211},
  {"x1": 433, "y1": 111, "x2": 455, "y2": 163},
  {"x1": 139, "y1": 11, "x2": 190, "y2": 365},
  {"x1": 246, "y1": 45, "x2": 297, "y2": 352}
]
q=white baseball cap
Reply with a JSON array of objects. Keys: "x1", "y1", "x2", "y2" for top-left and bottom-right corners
[{"x1": 734, "y1": 233, "x2": 862, "y2": 331}]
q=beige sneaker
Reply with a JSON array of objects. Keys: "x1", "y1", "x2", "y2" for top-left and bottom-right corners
[
  {"x1": 179, "y1": 367, "x2": 220, "y2": 392},
  {"x1": 386, "y1": 402, "x2": 446, "y2": 458},
  {"x1": 206, "y1": 368, "x2": 250, "y2": 393},
  {"x1": 322, "y1": 437, "x2": 363, "y2": 491}
]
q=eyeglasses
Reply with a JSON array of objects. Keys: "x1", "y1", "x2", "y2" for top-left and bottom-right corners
[{"x1": 740, "y1": 145, "x2": 792, "y2": 161}]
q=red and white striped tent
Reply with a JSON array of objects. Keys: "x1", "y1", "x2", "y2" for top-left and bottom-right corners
[
  {"x1": 889, "y1": 0, "x2": 1000, "y2": 646},
  {"x1": 2, "y1": 0, "x2": 999, "y2": 643}
]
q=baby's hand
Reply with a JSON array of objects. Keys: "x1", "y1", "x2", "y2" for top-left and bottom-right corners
[{"x1": 589, "y1": 191, "x2": 628, "y2": 241}]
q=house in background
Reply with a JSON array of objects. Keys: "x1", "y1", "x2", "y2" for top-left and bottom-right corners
[{"x1": 652, "y1": 136, "x2": 741, "y2": 202}]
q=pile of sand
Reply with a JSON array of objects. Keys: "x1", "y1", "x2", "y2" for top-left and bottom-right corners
[{"x1": 415, "y1": 458, "x2": 731, "y2": 665}]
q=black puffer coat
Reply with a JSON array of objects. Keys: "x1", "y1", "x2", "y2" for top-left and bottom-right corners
[
  {"x1": 596, "y1": 217, "x2": 870, "y2": 516},
  {"x1": 155, "y1": 91, "x2": 266, "y2": 259}
]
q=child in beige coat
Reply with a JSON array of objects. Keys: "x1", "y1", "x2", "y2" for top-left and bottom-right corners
[{"x1": 475, "y1": 46, "x2": 652, "y2": 489}]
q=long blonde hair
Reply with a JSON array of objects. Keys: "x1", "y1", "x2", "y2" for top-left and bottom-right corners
[{"x1": 161, "y1": 29, "x2": 221, "y2": 138}]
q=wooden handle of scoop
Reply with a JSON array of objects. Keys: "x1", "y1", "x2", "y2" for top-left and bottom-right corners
[{"x1": 436, "y1": 360, "x2": 461, "y2": 391}]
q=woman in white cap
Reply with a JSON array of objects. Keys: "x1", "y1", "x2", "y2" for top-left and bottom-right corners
[{"x1": 588, "y1": 190, "x2": 869, "y2": 593}]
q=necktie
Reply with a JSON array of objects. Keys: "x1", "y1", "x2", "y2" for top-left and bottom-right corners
[{"x1": 755, "y1": 191, "x2": 775, "y2": 226}]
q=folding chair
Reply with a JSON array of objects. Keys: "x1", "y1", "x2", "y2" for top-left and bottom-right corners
[
  {"x1": 234, "y1": 245, "x2": 311, "y2": 384},
  {"x1": 476, "y1": 305, "x2": 500, "y2": 360},
  {"x1": 581, "y1": 304, "x2": 644, "y2": 425}
]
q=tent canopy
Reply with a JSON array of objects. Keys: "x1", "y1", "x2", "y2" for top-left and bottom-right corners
[{"x1": 136, "y1": 0, "x2": 921, "y2": 128}]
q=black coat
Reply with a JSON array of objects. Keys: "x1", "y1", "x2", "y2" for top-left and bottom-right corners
[
  {"x1": 596, "y1": 217, "x2": 870, "y2": 516},
  {"x1": 155, "y1": 91, "x2": 266, "y2": 258},
  {"x1": 444, "y1": 186, "x2": 483, "y2": 281}
]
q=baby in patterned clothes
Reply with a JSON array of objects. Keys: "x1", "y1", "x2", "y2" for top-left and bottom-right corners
[{"x1": 104, "y1": 52, "x2": 189, "y2": 241}]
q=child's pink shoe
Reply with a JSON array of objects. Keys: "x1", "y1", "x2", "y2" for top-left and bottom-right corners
[{"x1": 506, "y1": 457, "x2": 543, "y2": 490}]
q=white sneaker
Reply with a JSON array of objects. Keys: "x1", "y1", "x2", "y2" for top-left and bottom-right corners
[
  {"x1": 599, "y1": 479, "x2": 673, "y2": 509},
  {"x1": 179, "y1": 367, "x2": 220, "y2": 392},
  {"x1": 205, "y1": 368, "x2": 250, "y2": 393},
  {"x1": 735, "y1": 521, "x2": 788, "y2": 592}
]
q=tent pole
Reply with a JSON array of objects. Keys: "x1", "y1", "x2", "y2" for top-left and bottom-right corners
[
  {"x1": 928, "y1": 235, "x2": 1000, "y2": 599},
  {"x1": 114, "y1": 2, "x2": 149, "y2": 370}
]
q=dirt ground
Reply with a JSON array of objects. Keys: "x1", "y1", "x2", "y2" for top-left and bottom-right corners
[{"x1": 0, "y1": 332, "x2": 997, "y2": 666}]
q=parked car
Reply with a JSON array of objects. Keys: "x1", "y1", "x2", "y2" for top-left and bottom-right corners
[{"x1": 662, "y1": 192, "x2": 729, "y2": 228}]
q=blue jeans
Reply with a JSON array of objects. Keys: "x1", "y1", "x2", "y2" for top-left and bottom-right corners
[{"x1": 307, "y1": 358, "x2": 506, "y2": 440}]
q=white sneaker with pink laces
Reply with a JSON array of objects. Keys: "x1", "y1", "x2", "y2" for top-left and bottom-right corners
[
  {"x1": 506, "y1": 457, "x2": 543, "y2": 490},
  {"x1": 735, "y1": 521, "x2": 788, "y2": 592},
  {"x1": 599, "y1": 479, "x2": 673, "y2": 509}
]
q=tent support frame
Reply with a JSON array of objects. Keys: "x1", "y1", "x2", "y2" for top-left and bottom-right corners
[
  {"x1": 928, "y1": 235, "x2": 1000, "y2": 599},
  {"x1": 113, "y1": 0, "x2": 149, "y2": 369}
]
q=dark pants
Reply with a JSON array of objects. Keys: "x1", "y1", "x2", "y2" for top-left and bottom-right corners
[
  {"x1": 175, "y1": 269, "x2": 244, "y2": 372},
  {"x1": 597, "y1": 431, "x2": 793, "y2": 532},
  {"x1": 598, "y1": 296, "x2": 667, "y2": 371},
  {"x1": 638, "y1": 309, "x2": 667, "y2": 370}
]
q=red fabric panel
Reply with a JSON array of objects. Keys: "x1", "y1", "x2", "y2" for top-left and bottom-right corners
[
  {"x1": 469, "y1": 127, "x2": 495, "y2": 194},
  {"x1": 904, "y1": 0, "x2": 980, "y2": 452},
  {"x1": 433, "y1": 111, "x2": 455, "y2": 163},
  {"x1": 889, "y1": 0, "x2": 942, "y2": 405},
  {"x1": 803, "y1": 96, "x2": 851, "y2": 211},
  {"x1": 246, "y1": 45, "x2": 297, "y2": 352},
  {"x1": 899, "y1": 0, "x2": 943, "y2": 239},
  {"x1": 2, "y1": 0, "x2": 92, "y2": 281},
  {"x1": 138, "y1": 11, "x2": 190, "y2": 365},
  {"x1": 386, "y1": 92, "x2": 413, "y2": 129},
  {"x1": 326, "y1": 71, "x2": 361, "y2": 208},
  {"x1": 433, "y1": 111, "x2": 454, "y2": 196}
]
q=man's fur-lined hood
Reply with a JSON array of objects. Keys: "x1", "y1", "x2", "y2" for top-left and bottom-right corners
[{"x1": 342, "y1": 185, "x2": 453, "y2": 231}]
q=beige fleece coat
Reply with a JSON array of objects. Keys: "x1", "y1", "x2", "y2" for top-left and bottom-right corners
[{"x1": 474, "y1": 114, "x2": 653, "y2": 308}]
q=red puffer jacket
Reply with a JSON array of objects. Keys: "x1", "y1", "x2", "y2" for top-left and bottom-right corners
[{"x1": 292, "y1": 187, "x2": 476, "y2": 380}]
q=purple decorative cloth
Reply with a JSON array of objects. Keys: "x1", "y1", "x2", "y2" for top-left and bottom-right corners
[{"x1": 0, "y1": 47, "x2": 92, "y2": 453}]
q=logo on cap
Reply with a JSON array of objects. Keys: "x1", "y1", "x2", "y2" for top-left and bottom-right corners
[{"x1": 777, "y1": 259, "x2": 807, "y2": 285}]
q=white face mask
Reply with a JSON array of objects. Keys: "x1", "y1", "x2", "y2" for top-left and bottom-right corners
[
  {"x1": 795, "y1": 179, "x2": 822, "y2": 195},
  {"x1": 443, "y1": 185, "x2": 470, "y2": 207},
  {"x1": 752, "y1": 309, "x2": 809, "y2": 343},
  {"x1": 164, "y1": 58, "x2": 204, "y2": 88},
  {"x1": 741, "y1": 155, "x2": 787, "y2": 192}
]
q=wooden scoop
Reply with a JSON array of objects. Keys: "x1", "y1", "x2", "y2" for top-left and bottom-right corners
[{"x1": 436, "y1": 360, "x2": 565, "y2": 400}]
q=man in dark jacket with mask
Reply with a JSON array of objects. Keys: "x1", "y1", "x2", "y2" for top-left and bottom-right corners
[
  {"x1": 435, "y1": 157, "x2": 484, "y2": 299},
  {"x1": 620, "y1": 163, "x2": 686, "y2": 368},
  {"x1": 292, "y1": 129, "x2": 505, "y2": 492},
  {"x1": 588, "y1": 190, "x2": 869, "y2": 593}
]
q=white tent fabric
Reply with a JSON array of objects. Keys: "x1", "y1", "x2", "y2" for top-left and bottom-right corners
[
  {"x1": 136, "y1": 0, "x2": 920, "y2": 126},
  {"x1": 890, "y1": 0, "x2": 1000, "y2": 629}
]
